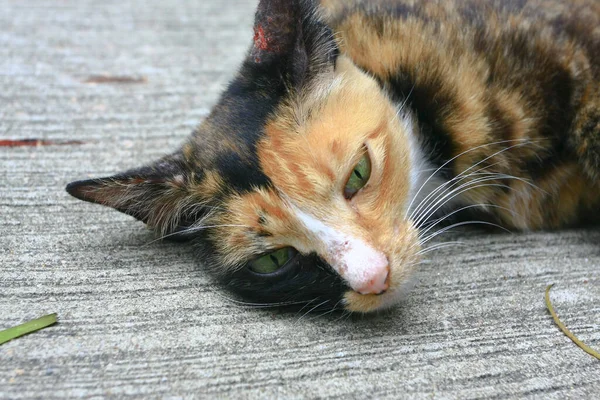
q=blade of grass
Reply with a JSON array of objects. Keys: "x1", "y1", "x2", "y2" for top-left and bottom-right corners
[
  {"x1": 545, "y1": 284, "x2": 599, "y2": 360},
  {"x1": 0, "y1": 313, "x2": 58, "y2": 345}
]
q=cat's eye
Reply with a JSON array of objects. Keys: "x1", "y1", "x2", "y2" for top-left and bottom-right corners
[
  {"x1": 248, "y1": 247, "x2": 297, "y2": 274},
  {"x1": 344, "y1": 151, "x2": 372, "y2": 199}
]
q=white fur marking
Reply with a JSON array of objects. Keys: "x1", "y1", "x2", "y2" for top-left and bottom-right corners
[
  {"x1": 293, "y1": 207, "x2": 389, "y2": 294},
  {"x1": 399, "y1": 108, "x2": 455, "y2": 219}
]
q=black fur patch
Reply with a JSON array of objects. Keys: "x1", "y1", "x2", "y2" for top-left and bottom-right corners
[
  {"x1": 192, "y1": 235, "x2": 349, "y2": 311},
  {"x1": 386, "y1": 73, "x2": 457, "y2": 180},
  {"x1": 222, "y1": 252, "x2": 348, "y2": 311},
  {"x1": 186, "y1": 0, "x2": 338, "y2": 194}
]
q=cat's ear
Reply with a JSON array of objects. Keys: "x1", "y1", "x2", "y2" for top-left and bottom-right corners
[
  {"x1": 66, "y1": 153, "x2": 204, "y2": 237},
  {"x1": 248, "y1": 0, "x2": 337, "y2": 86}
]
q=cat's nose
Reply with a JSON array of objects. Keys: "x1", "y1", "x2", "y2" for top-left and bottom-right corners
[
  {"x1": 317, "y1": 228, "x2": 391, "y2": 295},
  {"x1": 355, "y1": 264, "x2": 390, "y2": 295}
]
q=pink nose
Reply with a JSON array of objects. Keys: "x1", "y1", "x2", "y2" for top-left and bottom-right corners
[{"x1": 355, "y1": 266, "x2": 390, "y2": 295}]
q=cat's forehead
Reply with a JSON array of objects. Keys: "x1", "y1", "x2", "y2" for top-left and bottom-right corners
[
  {"x1": 187, "y1": 56, "x2": 395, "y2": 219},
  {"x1": 255, "y1": 63, "x2": 395, "y2": 202}
]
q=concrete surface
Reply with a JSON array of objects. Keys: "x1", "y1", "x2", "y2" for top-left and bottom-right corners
[{"x1": 1, "y1": 0, "x2": 599, "y2": 398}]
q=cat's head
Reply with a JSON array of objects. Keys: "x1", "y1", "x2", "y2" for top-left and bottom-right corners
[{"x1": 67, "y1": 0, "x2": 422, "y2": 313}]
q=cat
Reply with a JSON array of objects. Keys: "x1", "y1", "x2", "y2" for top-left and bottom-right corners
[{"x1": 66, "y1": 0, "x2": 600, "y2": 313}]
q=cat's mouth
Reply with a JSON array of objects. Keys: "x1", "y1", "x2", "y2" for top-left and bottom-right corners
[
  {"x1": 342, "y1": 268, "x2": 416, "y2": 312},
  {"x1": 340, "y1": 224, "x2": 421, "y2": 313}
]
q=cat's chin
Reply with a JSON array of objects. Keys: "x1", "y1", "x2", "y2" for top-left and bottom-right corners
[{"x1": 342, "y1": 274, "x2": 418, "y2": 313}]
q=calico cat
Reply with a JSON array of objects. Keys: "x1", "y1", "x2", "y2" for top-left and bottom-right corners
[{"x1": 67, "y1": 0, "x2": 600, "y2": 313}]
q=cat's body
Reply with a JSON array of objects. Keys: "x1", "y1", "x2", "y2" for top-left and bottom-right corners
[
  {"x1": 67, "y1": 0, "x2": 600, "y2": 313},
  {"x1": 327, "y1": 0, "x2": 600, "y2": 230}
]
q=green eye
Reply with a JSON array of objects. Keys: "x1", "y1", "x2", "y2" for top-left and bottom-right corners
[
  {"x1": 248, "y1": 247, "x2": 296, "y2": 274},
  {"x1": 344, "y1": 151, "x2": 371, "y2": 199}
]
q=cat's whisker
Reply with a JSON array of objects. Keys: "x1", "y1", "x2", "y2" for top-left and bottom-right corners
[
  {"x1": 211, "y1": 291, "x2": 310, "y2": 309},
  {"x1": 410, "y1": 167, "x2": 503, "y2": 226},
  {"x1": 307, "y1": 298, "x2": 345, "y2": 320},
  {"x1": 413, "y1": 178, "x2": 514, "y2": 228},
  {"x1": 334, "y1": 309, "x2": 353, "y2": 323},
  {"x1": 143, "y1": 223, "x2": 251, "y2": 246},
  {"x1": 409, "y1": 161, "x2": 505, "y2": 221},
  {"x1": 180, "y1": 203, "x2": 226, "y2": 213},
  {"x1": 416, "y1": 203, "x2": 523, "y2": 243},
  {"x1": 407, "y1": 139, "x2": 539, "y2": 219},
  {"x1": 424, "y1": 155, "x2": 548, "y2": 221},
  {"x1": 295, "y1": 299, "x2": 331, "y2": 323},
  {"x1": 413, "y1": 172, "x2": 540, "y2": 229},
  {"x1": 407, "y1": 139, "x2": 535, "y2": 220},
  {"x1": 416, "y1": 241, "x2": 466, "y2": 256},
  {"x1": 414, "y1": 167, "x2": 441, "y2": 174},
  {"x1": 293, "y1": 297, "x2": 322, "y2": 317},
  {"x1": 392, "y1": 84, "x2": 416, "y2": 125},
  {"x1": 412, "y1": 178, "x2": 515, "y2": 228},
  {"x1": 411, "y1": 164, "x2": 544, "y2": 228},
  {"x1": 399, "y1": 83, "x2": 416, "y2": 111},
  {"x1": 408, "y1": 140, "x2": 542, "y2": 222},
  {"x1": 333, "y1": 310, "x2": 346, "y2": 323},
  {"x1": 419, "y1": 220, "x2": 512, "y2": 246},
  {"x1": 466, "y1": 170, "x2": 547, "y2": 194}
]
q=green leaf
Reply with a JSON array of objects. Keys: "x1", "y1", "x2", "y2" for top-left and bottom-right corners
[{"x1": 0, "y1": 313, "x2": 58, "y2": 346}]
